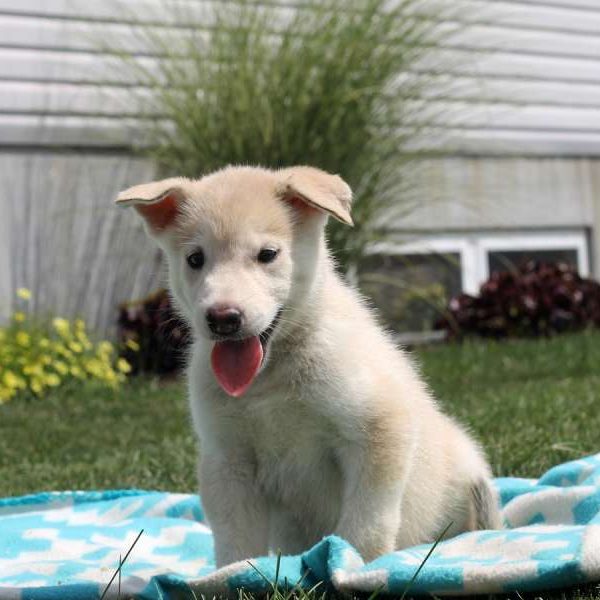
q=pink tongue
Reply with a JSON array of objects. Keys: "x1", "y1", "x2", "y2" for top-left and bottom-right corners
[{"x1": 211, "y1": 337, "x2": 264, "y2": 397}]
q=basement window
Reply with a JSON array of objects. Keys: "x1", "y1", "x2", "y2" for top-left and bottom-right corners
[
  {"x1": 359, "y1": 230, "x2": 590, "y2": 335},
  {"x1": 358, "y1": 251, "x2": 462, "y2": 334}
]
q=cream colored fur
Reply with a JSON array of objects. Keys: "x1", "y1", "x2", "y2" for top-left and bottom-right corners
[{"x1": 117, "y1": 165, "x2": 501, "y2": 568}]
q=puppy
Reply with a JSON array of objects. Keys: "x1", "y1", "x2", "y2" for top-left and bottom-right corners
[{"x1": 117, "y1": 165, "x2": 500, "y2": 568}]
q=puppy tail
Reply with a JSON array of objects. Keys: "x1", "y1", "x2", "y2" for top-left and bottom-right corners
[{"x1": 469, "y1": 478, "x2": 503, "y2": 531}]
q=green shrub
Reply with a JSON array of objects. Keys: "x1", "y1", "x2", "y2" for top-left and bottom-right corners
[
  {"x1": 0, "y1": 289, "x2": 132, "y2": 404},
  {"x1": 120, "y1": 0, "x2": 454, "y2": 271}
]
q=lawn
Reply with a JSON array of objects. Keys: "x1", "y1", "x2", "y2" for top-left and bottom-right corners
[{"x1": 1, "y1": 331, "x2": 599, "y2": 598}]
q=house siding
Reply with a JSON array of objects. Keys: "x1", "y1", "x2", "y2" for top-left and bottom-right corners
[
  {"x1": 0, "y1": 151, "x2": 159, "y2": 332},
  {"x1": 0, "y1": 0, "x2": 599, "y2": 154},
  {"x1": 393, "y1": 155, "x2": 600, "y2": 275},
  {"x1": 2, "y1": 1, "x2": 600, "y2": 332}
]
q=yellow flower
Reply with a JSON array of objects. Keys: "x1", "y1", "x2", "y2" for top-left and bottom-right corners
[
  {"x1": 52, "y1": 318, "x2": 70, "y2": 338},
  {"x1": 125, "y1": 339, "x2": 140, "y2": 352},
  {"x1": 70, "y1": 366, "x2": 84, "y2": 378},
  {"x1": 98, "y1": 341, "x2": 114, "y2": 356},
  {"x1": 16, "y1": 288, "x2": 32, "y2": 300},
  {"x1": 3, "y1": 371, "x2": 20, "y2": 390},
  {"x1": 0, "y1": 312, "x2": 128, "y2": 398},
  {"x1": 16, "y1": 332, "x2": 30, "y2": 347},
  {"x1": 53, "y1": 361, "x2": 68, "y2": 376},
  {"x1": 116, "y1": 358, "x2": 132, "y2": 374},
  {"x1": 76, "y1": 329, "x2": 91, "y2": 346},
  {"x1": 44, "y1": 373, "x2": 61, "y2": 387},
  {"x1": 69, "y1": 341, "x2": 83, "y2": 353},
  {"x1": 53, "y1": 343, "x2": 72, "y2": 359},
  {"x1": 85, "y1": 359, "x2": 104, "y2": 377},
  {"x1": 104, "y1": 370, "x2": 118, "y2": 383},
  {"x1": 23, "y1": 364, "x2": 43, "y2": 377}
]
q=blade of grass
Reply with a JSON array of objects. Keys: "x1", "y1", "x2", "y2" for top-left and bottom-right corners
[
  {"x1": 367, "y1": 582, "x2": 386, "y2": 600},
  {"x1": 246, "y1": 559, "x2": 275, "y2": 590},
  {"x1": 100, "y1": 529, "x2": 145, "y2": 600},
  {"x1": 274, "y1": 551, "x2": 281, "y2": 593},
  {"x1": 399, "y1": 521, "x2": 453, "y2": 600},
  {"x1": 284, "y1": 566, "x2": 318, "y2": 600}
]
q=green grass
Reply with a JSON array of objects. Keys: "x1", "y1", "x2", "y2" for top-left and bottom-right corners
[
  {"x1": 0, "y1": 378, "x2": 195, "y2": 496},
  {"x1": 1, "y1": 331, "x2": 600, "y2": 599},
  {"x1": 419, "y1": 330, "x2": 600, "y2": 478}
]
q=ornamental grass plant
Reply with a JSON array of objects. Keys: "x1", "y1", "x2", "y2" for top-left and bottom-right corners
[{"x1": 118, "y1": 0, "x2": 457, "y2": 271}]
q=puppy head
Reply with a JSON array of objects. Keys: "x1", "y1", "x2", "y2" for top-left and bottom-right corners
[{"x1": 116, "y1": 165, "x2": 352, "y2": 396}]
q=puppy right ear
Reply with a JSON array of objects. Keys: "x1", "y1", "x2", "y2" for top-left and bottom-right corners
[{"x1": 115, "y1": 177, "x2": 190, "y2": 233}]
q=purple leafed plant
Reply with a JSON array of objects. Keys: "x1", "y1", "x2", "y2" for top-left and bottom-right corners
[
  {"x1": 436, "y1": 261, "x2": 600, "y2": 339},
  {"x1": 117, "y1": 289, "x2": 191, "y2": 377}
]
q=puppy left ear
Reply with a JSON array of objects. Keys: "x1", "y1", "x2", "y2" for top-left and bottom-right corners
[
  {"x1": 277, "y1": 166, "x2": 353, "y2": 226},
  {"x1": 115, "y1": 177, "x2": 190, "y2": 233}
]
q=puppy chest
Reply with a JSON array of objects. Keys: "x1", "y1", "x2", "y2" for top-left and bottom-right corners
[
  {"x1": 248, "y1": 405, "x2": 343, "y2": 522},
  {"x1": 256, "y1": 441, "x2": 343, "y2": 526}
]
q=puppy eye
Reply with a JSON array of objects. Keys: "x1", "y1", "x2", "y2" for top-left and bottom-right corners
[
  {"x1": 257, "y1": 248, "x2": 278, "y2": 264},
  {"x1": 186, "y1": 249, "x2": 205, "y2": 270}
]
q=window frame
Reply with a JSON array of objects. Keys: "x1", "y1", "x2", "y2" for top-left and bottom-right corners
[
  {"x1": 367, "y1": 229, "x2": 590, "y2": 297},
  {"x1": 479, "y1": 231, "x2": 589, "y2": 282}
]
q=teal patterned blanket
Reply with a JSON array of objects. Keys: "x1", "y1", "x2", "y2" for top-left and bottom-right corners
[{"x1": 1, "y1": 454, "x2": 600, "y2": 599}]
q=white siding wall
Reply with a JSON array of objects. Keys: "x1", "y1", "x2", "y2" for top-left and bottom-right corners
[
  {"x1": 401, "y1": 157, "x2": 600, "y2": 232},
  {"x1": 2, "y1": 1, "x2": 600, "y2": 334},
  {"x1": 0, "y1": 152, "x2": 160, "y2": 332},
  {"x1": 0, "y1": 0, "x2": 599, "y2": 154},
  {"x1": 386, "y1": 155, "x2": 600, "y2": 277}
]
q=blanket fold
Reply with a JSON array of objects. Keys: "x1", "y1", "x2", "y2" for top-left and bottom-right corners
[{"x1": 1, "y1": 454, "x2": 599, "y2": 599}]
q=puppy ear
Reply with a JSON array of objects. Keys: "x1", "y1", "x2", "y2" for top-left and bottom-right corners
[
  {"x1": 277, "y1": 166, "x2": 353, "y2": 226},
  {"x1": 115, "y1": 177, "x2": 190, "y2": 232}
]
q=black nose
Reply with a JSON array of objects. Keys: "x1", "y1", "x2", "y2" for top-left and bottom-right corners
[{"x1": 206, "y1": 306, "x2": 243, "y2": 336}]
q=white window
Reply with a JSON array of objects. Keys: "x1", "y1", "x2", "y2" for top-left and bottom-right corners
[
  {"x1": 479, "y1": 232, "x2": 589, "y2": 284},
  {"x1": 362, "y1": 229, "x2": 590, "y2": 333},
  {"x1": 369, "y1": 230, "x2": 589, "y2": 296}
]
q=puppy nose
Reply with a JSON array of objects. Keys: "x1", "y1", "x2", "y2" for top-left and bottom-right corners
[{"x1": 206, "y1": 305, "x2": 243, "y2": 336}]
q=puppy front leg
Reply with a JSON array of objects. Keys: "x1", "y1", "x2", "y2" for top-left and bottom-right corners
[
  {"x1": 334, "y1": 475, "x2": 401, "y2": 561},
  {"x1": 200, "y1": 453, "x2": 269, "y2": 568},
  {"x1": 334, "y1": 439, "x2": 412, "y2": 562}
]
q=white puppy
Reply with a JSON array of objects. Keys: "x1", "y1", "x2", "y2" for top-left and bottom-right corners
[{"x1": 117, "y1": 165, "x2": 500, "y2": 568}]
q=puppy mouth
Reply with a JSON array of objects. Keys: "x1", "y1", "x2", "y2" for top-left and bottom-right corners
[
  {"x1": 210, "y1": 309, "x2": 282, "y2": 398},
  {"x1": 258, "y1": 308, "x2": 282, "y2": 352}
]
